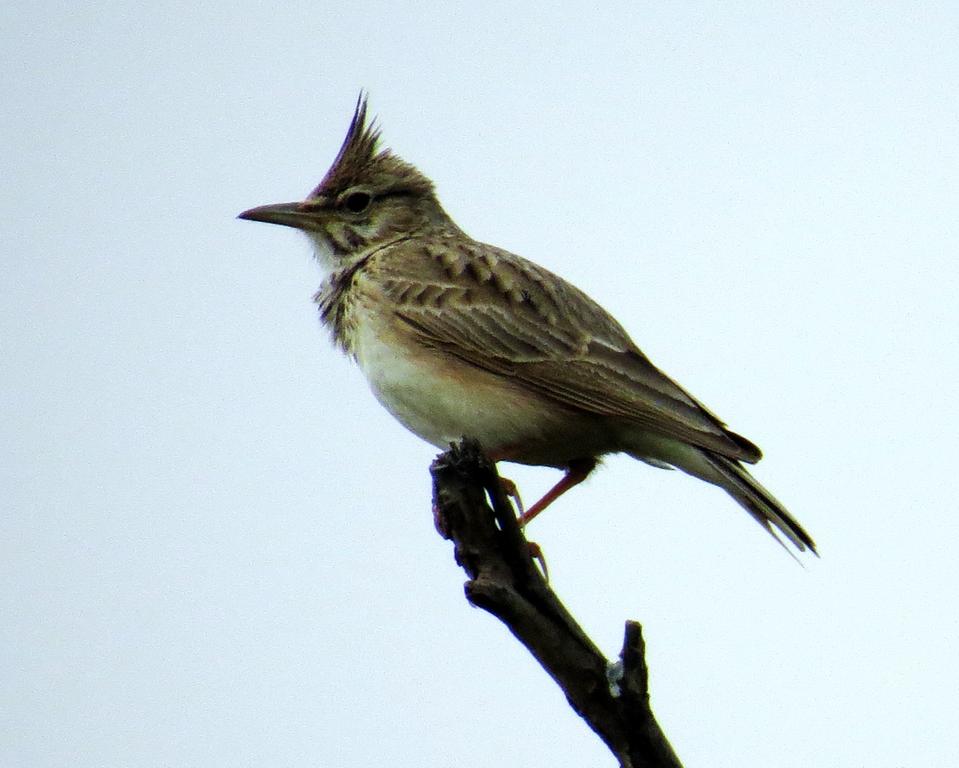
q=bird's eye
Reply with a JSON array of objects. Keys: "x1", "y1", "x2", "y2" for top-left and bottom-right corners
[{"x1": 341, "y1": 191, "x2": 372, "y2": 214}]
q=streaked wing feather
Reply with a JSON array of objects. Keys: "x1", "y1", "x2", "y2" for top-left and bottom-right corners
[{"x1": 393, "y1": 286, "x2": 759, "y2": 462}]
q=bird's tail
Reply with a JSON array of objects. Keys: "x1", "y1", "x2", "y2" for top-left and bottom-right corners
[{"x1": 699, "y1": 452, "x2": 817, "y2": 556}]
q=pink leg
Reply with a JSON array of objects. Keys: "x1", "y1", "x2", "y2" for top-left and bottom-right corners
[{"x1": 519, "y1": 458, "x2": 597, "y2": 526}]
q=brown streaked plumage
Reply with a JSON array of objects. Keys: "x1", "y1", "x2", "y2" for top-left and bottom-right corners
[{"x1": 239, "y1": 95, "x2": 817, "y2": 556}]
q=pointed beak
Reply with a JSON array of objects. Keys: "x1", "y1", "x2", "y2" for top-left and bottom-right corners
[{"x1": 237, "y1": 202, "x2": 324, "y2": 231}]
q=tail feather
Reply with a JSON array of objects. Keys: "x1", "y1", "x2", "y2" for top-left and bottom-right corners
[{"x1": 701, "y1": 453, "x2": 817, "y2": 556}]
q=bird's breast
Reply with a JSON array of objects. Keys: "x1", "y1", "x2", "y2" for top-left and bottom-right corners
[{"x1": 346, "y1": 303, "x2": 608, "y2": 467}]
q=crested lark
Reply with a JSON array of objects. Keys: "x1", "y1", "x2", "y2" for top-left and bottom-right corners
[{"x1": 239, "y1": 97, "x2": 816, "y2": 555}]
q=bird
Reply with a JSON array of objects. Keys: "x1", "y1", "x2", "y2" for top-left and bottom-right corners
[{"x1": 238, "y1": 95, "x2": 816, "y2": 556}]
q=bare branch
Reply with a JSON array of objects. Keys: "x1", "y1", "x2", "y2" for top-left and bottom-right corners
[{"x1": 430, "y1": 439, "x2": 683, "y2": 768}]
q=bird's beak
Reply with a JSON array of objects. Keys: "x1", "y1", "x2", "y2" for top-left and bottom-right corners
[{"x1": 237, "y1": 202, "x2": 324, "y2": 231}]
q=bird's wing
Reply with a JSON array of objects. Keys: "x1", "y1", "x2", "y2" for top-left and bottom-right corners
[{"x1": 376, "y1": 239, "x2": 760, "y2": 463}]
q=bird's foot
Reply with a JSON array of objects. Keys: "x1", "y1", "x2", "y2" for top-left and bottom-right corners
[
  {"x1": 527, "y1": 540, "x2": 550, "y2": 582},
  {"x1": 498, "y1": 476, "x2": 525, "y2": 518}
]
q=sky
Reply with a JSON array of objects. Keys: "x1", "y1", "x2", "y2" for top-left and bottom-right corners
[{"x1": 3, "y1": 2, "x2": 958, "y2": 766}]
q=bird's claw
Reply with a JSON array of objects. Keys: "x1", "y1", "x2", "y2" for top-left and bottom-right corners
[
  {"x1": 499, "y1": 476, "x2": 525, "y2": 518},
  {"x1": 527, "y1": 540, "x2": 550, "y2": 582}
]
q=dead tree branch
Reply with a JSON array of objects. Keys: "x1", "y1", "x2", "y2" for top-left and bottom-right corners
[{"x1": 430, "y1": 438, "x2": 683, "y2": 768}]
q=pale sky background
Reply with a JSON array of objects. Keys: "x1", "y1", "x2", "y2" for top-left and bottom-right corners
[{"x1": 3, "y1": 3, "x2": 958, "y2": 767}]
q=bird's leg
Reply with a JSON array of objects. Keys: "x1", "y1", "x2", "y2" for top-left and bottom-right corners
[{"x1": 519, "y1": 458, "x2": 597, "y2": 527}]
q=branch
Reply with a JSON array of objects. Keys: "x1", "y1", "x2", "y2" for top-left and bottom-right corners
[{"x1": 430, "y1": 439, "x2": 683, "y2": 768}]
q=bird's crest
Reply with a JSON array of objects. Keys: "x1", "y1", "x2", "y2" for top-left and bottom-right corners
[{"x1": 309, "y1": 94, "x2": 434, "y2": 199}]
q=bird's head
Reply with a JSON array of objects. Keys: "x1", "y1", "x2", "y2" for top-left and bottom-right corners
[{"x1": 239, "y1": 95, "x2": 447, "y2": 270}]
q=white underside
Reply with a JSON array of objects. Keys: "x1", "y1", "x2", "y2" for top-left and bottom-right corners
[
  {"x1": 350, "y1": 318, "x2": 613, "y2": 466},
  {"x1": 352, "y1": 321, "x2": 516, "y2": 449}
]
